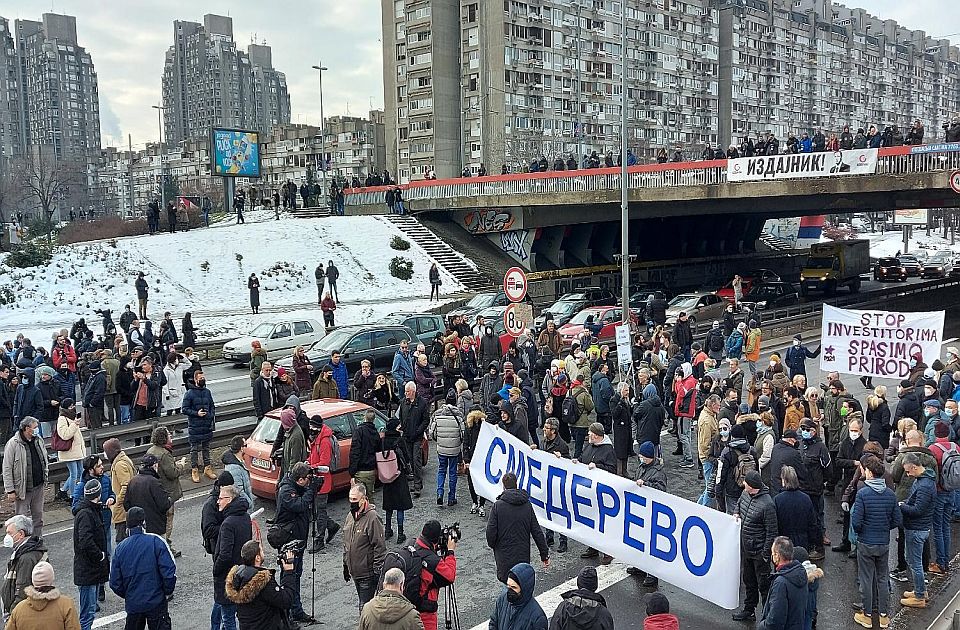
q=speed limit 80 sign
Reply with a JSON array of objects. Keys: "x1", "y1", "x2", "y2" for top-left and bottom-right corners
[{"x1": 504, "y1": 303, "x2": 532, "y2": 338}]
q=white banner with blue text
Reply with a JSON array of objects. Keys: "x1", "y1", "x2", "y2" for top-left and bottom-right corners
[
  {"x1": 727, "y1": 148, "x2": 878, "y2": 182},
  {"x1": 469, "y1": 422, "x2": 742, "y2": 609}
]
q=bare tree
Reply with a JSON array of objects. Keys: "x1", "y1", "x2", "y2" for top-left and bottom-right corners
[
  {"x1": 14, "y1": 146, "x2": 82, "y2": 224},
  {"x1": 0, "y1": 165, "x2": 12, "y2": 224}
]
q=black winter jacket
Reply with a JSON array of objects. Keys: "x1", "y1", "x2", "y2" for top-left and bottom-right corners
[
  {"x1": 632, "y1": 395, "x2": 665, "y2": 445},
  {"x1": 226, "y1": 565, "x2": 298, "y2": 630},
  {"x1": 123, "y1": 468, "x2": 172, "y2": 536},
  {"x1": 611, "y1": 393, "x2": 633, "y2": 460},
  {"x1": 213, "y1": 496, "x2": 252, "y2": 604},
  {"x1": 183, "y1": 384, "x2": 215, "y2": 444},
  {"x1": 486, "y1": 488, "x2": 549, "y2": 583},
  {"x1": 773, "y1": 489, "x2": 819, "y2": 551},
  {"x1": 399, "y1": 396, "x2": 429, "y2": 442},
  {"x1": 549, "y1": 589, "x2": 614, "y2": 630},
  {"x1": 756, "y1": 561, "x2": 807, "y2": 630},
  {"x1": 73, "y1": 499, "x2": 110, "y2": 586},
  {"x1": 866, "y1": 401, "x2": 892, "y2": 448},
  {"x1": 275, "y1": 474, "x2": 317, "y2": 542},
  {"x1": 798, "y1": 437, "x2": 831, "y2": 497},
  {"x1": 37, "y1": 379, "x2": 60, "y2": 422},
  {"x1": 767, "y1": 440, "x2": 806, "y2": 495},
  {"x1": 349, "y1": 420, "x2": 380, "y2": 475},
  {"x1": 736, "y1": 487, "x2": 778, "y2": 558},
  {"x1": 82, "y1": 370, "x2": 106, "y2": 408},
  {"x1": 579, "y1": 440, "x2": 616, "y2": 473}
]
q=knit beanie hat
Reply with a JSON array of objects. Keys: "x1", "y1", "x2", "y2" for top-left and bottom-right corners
[
  {"x1": 638, "y1": 441, "x2": 656, "y2": 459},
  {"x1": 422, "y1": 520, "x2": 442, "y2": 545},
  {"x1": 31, "y1": 561, "x2": 55, "y2": 589},
  {"x1": 126, "y1": 506, "x2": 145, "y2": 528},
  {"x1": 280, "y1": 408, "x2": 297, "y2": 430},
  {"x1": 84, "y1": 478, "x2": 102, "y2": 499},
  {"x1": 218, "y1": 471, "x2": 235, "y2": 487},
  {"x1": 646, "y1": 592, "x2": 670, "y2": 615},
  {"x1": 577, "y1": 566, "x2": 599, "y2": 592}
]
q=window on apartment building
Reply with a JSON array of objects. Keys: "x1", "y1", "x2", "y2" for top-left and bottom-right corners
[
  {"x1": 396, "y1": 43, "x2": 406, "y2": 60},
  {"x1": 469, "y1": 76, "x2": 478, "y2": 91},
  {"x1": 466, "y1": 4, "x2": 478, "y2": 23},
  {"x1": 397, "y1": 85, "x2": 406, "y2": 100}
]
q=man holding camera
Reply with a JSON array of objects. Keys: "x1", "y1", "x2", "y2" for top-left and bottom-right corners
[
  {"x1": 226, "y1": 540, "x2": 299, "y2": 630},
  {"x1": 409, "y1": 520, "x2": 458, "y2": 630},
  {"x1": 343, "y1": 483, "x2": 386, "y2": 611},
  {"x1": 274, "y1": 462, "x2": 321, "y2": 624}
]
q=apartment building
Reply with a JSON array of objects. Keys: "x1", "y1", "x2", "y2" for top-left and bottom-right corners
[{"x1": 382, "y1": 0, "x2": 960, "y2": 180}]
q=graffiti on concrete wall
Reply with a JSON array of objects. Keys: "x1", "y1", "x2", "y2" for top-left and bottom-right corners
[
  {"x1": 499, "y1": 229, "x2": 531, "y2": 260},
  {"x1": 462, "y1": 209, "x2": 516, "y2": 234}
]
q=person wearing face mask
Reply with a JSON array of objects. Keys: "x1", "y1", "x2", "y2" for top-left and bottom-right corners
[
  {"x1": 922, "y1": 400, "x2": 954, "y2": 446},
  {"x1": 798, "y1": 421, "x2": 831, "y2": 557},
  {"x1": 274, "y1": 462, "x2": 322, "y2": 623},
  {"x1": 784, "y1": 335, "x2": 821, "y2": 380},
  {"x1": 489, "y1": 562, "x2": 546, "y2": 630},
  {"x1": 731, "y1": 471, "x2": 778, "y2": 622},
  {"x1": 342, "y1": 482, "x2": 386, "y2": 612},
  {"x1": 0, "y1": 514, "x2": 47, "y2": 616},
  {"x1": 917, "y1": 382, "x2": 943, "y2": 433},
  {"x1": 894, "y1": 379, "x2": 922, "y2": 429},
  {"x1": 479, "y1": 326, "x2": 501, "y2": 371},
  {"x1": 182, "y1": 370, "x2": 216, "y2": 484},
  {"x1": 907, "y1": 352, "x2": 928, "y2": 385},
  {"x1": 941, "y1": 400, "x2": 960, "y2": 443},
  {"x1": 832, "y1": 416, "x2": 867, "y2": 555}
]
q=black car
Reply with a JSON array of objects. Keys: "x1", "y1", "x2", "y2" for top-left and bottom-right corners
[
  {"x1": 555, "y1": 287, "x2": 618, "y2": 308},
  {"x1": 448, "y1": 291, "x2": 532, "y2": 321},
  {"x1": 874, "y1": 257, "x2": 908, "y2": 282},
  {"x1": 377, "y1": 313, "x2": 445, "y2": 347},
  {"x1": 737, "y1": 281, "x2": 800, "y2": 310},
  {"x1": 898, "y1": 255, "x2": 922, "y2": 277},
  {"x1": 274, "y1": 324, "x2": 417, "y2": 380}
]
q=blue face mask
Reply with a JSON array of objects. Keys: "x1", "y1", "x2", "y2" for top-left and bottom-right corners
[
  {"x1": 756, "y1": 421, "x2": 764, "y2": 430},
  {"x1": 801, "y1": 430, "x2": 813, "y2": 440},
  {"x1": 942, "y1": 410, "x2": 956, "y2": 421},
  {"x1": 720, "y1": 429, "x2": 730, "y2": 438}
]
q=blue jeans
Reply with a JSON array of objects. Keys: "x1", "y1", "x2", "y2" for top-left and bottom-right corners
[
  {"x1": 571, "y1": 427, "x2": 588, "y2": 459},
  {"x1": 210, "y1": 601, "x2": 237, "y2": 630},
  {"x1": 63, "y1": 459, "x2": 82, "y2": 494},
  {"x1": 905, "y1": 529, "x2": 929, "y2": 598},
  {"x1": 79, "y1": 585, "x2": 98, "y2": 630},
  {"x1": 437, "y1": 455, "x2": 458, "y2": 501},
  {"x1": 291, "y1": 552, "x2": 304, "y2": 616},
  {"x1": 678, "y1": 417, "x2": 693, "y2": 462},
  {"x1": 934, "y1": 491, "x2": 955, "y2": 567},
  {"x1": 119, "y1": 404, "x2": 131, "y2": 424},
  {"x1": 698, "y1": 459, "x2": 715, "y2": 506}
]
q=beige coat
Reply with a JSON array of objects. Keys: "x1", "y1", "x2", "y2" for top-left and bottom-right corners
[
  {"x1": 2, "y1": 432, "x2": 49, "y2": 500},
  {"x1": 5, "y1": 586, "x2": 81, "y2": 630},
  {"x1": 109, "y1": 452, "x2": 136, "y2": 524},
  {"x1": 55, "y1": 415, "x2": 86, "y2": 463}
]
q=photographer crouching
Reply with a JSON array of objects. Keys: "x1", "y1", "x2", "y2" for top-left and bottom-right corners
[
  {"x1": 385, "y1": 519, "x2": 458, "y2": 630},
  {"x1": 225, "y1": 540, "x2": 299, "y2": 630},
  {"x1": 271, "y1": 462, "x2": 322, "y2": 625}
]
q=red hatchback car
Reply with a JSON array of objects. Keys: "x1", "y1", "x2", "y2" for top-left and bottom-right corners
[
  {"x1": 557, "y1": 306, "x2": 638, "y2": 349},
  {"x1": 243, "y1": 398, "x2": 427, "y2": 500}
]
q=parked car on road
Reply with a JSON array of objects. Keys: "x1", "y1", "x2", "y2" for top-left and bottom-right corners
[
  {"x1": 738, "y1": 281, "x2": 800, "y2": 310},
  {"x1": 377, "y1": 313, "x2": 445, "y2": 347},
  {"x1": 920, "y1": 252, "x2": 953, "y2": 278},
  {"x1": 716, "y1": 269, "x2": 781, "y2": 303},
  {"x1": 222, "y1": 319, "x2": 325, "y2": 365},
  {"x1": 533, "y1": 299, "x2": 586, "y2": 333},
  {"x1": 448, "y1": 291, "x2": 532, "y2": 321},
  {"x1": 665, "y1": 292, "x2": 728, "y2": 325},
  {"x1": 274, "y1": 324, "x2": 416, "y2": 380},
  {"x1": 874, "y1": 257, "x2": 908, "y2": 282},
  {"x1": 557, "y1": 306, "x2": 638, "y2": 348},
  {"x1": 243, "y1": 399, "x2": 429, "y2": 499}
]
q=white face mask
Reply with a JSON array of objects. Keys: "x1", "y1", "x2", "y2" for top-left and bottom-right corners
[
  {"x1": 2, "y1": 534, "x2": 14, "y2": 548},
  {"x1": 793, "y1": 340, "x2": 801, "y2": 347},
  {"x1": 769, "y1": 361, "x2": 776, "y2": 368},
  {"x1": 849, "y1": 431, "x2": 861, "y2": 441}
]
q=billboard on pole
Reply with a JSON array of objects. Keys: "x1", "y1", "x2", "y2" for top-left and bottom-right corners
[{"x1": 210, "y1": 129, "x2": 261, "y2": 178}]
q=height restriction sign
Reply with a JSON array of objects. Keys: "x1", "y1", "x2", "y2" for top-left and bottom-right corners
[{"x1": 503, "y1": 267, "x2": 528, "y2": 303}]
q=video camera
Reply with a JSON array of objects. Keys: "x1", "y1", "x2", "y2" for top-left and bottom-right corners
[
  {"x1": 278, "y1": 539, "x2": 305, "y2": 566},
  {"x1": 439, "y1": 522, "x2": 461, "y2": 553}
]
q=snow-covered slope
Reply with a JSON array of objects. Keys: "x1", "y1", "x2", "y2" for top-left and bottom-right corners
[{"x1": 0, "y1": 212, "x2": 464, "y2": 345}]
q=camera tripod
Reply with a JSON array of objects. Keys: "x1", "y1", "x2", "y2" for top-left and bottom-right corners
[
  {"x1": 443, "y1": 583, "x2": 461, "y2": 630},
  {"x1": 290, "y1": 481, "x2": 324, "y2": 626}
]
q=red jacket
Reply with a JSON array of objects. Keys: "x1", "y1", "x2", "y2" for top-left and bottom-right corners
[
  {"x1": 413, "y1": 537, "x2": 456, "y2": 630},
  {"x1": 306, "y1": 423, "x2": 336, "y2": 494},
  {"x1": 931, "y1": 438, "x2": 956, "y2": 492},
  {"x1": 673, "y1": 375, "x2": 698, "y2": 419},
  {"x1": 644, "y1": 613, "x2": 680, "y2": 630},
  {"x1": 321, "y1": 297, "x2": 336, "y2": 313},
  {"x1": 52, "y1": 343, "x2": 77, "y2": 372}
]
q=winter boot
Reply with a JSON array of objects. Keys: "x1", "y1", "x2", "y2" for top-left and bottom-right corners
[
  {"x1": 204, "y1": 465, "x2": 217, "y2": 480},
  {"x1": 396, "y1": 529, "x2": 405, "y2": 545},
  {"x1": 385, "y1": 526, "x2": 394, "y2": 541},
  {"x1": 191, "y1": 468, "x2": 201, "y2": 483}
]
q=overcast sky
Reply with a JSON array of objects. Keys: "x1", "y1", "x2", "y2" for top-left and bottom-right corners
[{"x1": 3, "y1": 0, "x2": 957, "y2": 150}]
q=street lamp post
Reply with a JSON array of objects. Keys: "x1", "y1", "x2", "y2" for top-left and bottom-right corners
[
  {"x1": 620, "y1": 2, "x2": 631, "y2": 327},
  {"x1": 151, "y1": 104, "x2": 166, "y2": 210},
  {"x1": 311, "y1": 64, "x2": 329, "y2": 199}
]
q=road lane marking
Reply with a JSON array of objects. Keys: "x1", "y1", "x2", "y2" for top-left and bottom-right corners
[
  {"x1": 207, "y1": 374, "x2": 249, "y2": 385},
  {"x1": 467, "y1": 564, "x2": 629, "y2": 630},
  {"x1": 92, "y1": 611, "x2": 126, "y2": 627}
]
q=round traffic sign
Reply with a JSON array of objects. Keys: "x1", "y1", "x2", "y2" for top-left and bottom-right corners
[
  {"x1": 503, "y1": 303, "x2": 527, "y2": 337},
  {"x1": 503, "y1": 267, "x2": 528, "y2": 302},
  {"x1": 951, "y1": 170, "x2": 960, "y2": 195}
]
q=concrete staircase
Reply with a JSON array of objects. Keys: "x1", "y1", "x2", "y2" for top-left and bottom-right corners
[
  {"x1": 289, "y1": 206, "x2": 332, "y2": 219},
  {"x1": 758, "y1": 231, "x2": 795, "y2": 252},
  {"x1": 380, "y1": 215, "x2": 493, "y2": 292}
]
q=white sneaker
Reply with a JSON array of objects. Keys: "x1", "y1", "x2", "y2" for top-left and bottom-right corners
[
  {"x1": 470, "y1": 503, "x2": 479, "y2": 514},
  {"x1": 478, "y1": 506, "x2": 486, "y2": 517}
]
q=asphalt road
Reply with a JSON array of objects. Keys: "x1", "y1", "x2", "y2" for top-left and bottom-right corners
[{"x1": 28, "y1": 302, "x2": 960, "y2": 630}]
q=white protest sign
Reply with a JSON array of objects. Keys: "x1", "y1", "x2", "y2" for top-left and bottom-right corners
[
  {"x1": 819, "y1": 304, "x2": 945, "y2": 378},
  {"x1": 469, "y1": 422, "x2": 742, "y2": 609},
  {"x1": 615, "y1": 324, "x2": 632, "y2": 366},
  {"x1": 727, "y1": 148, "x2": 878, "y2": 182}
]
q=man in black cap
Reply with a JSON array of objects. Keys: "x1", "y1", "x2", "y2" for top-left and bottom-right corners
[
  {"x1": 732, "y1": 470, "x2": 778, "y2": 622},
  {"x1": 123, "y1": 454, "x2": 172, "y2": 537},
  {"x1": 74, "y1": 478, "x2": 110, "y2": 629},
  {"x1": 407, "y1": 520, "x2": 457, "y2": 630},
  {"x1": 767, "y1": 429, "x2": 806, "y2": 496},
  {"x1": 82, "y1": 360, "x2": 106, "y2": 431},
  {"x1": 110, "y1": 506, "x2": 177, "y2": 627},
  {"x1": 550, "y1": 566, "x2": 614, "y2": 630}
]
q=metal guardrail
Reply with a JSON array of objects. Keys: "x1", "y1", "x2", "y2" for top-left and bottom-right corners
[{"x1": 341, "y1": 145, "x2": 960, "y2": 205}]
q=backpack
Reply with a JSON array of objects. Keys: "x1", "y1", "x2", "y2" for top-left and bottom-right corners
[
  {"x1": 709, "y1": 332, "x2": 724, "y2": 353},
  {"x1": 379, "y1": 546, "x2": 428, "y2": 609},
  {"x1": 376, "y1": 449, "x2": 401, "y2": 484},
  {"x1": 562, "y1": 392, "x2": 581, "y2": 426},
  {"x1": 933, "y1": 442, "x2": 960, "y2": 491},
  {"x1": 734, "y1": 452, "x2": 757, "y2": 488},
  {"x1": 326, "y1": 434, "x2": 341, "y2": 472}
]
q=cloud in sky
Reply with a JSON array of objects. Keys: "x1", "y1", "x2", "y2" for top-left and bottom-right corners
[{"x1": 2, "y1": 0, "x2": 956, "y2": 149}]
